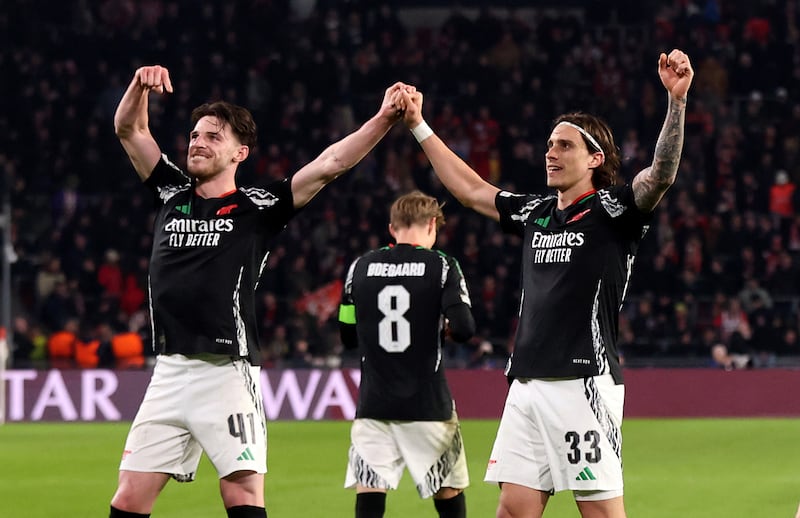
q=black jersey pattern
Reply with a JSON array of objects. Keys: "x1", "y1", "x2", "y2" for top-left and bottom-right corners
[
  {"x1": 496, "y1": 185, "x2": 651, "y2": 384},
  {"x1": 341, "y1": 244, "x2": 472, "y2": 420},
  {"x1": 143, "y1": 155, "x2": 295, "y2": 364}
]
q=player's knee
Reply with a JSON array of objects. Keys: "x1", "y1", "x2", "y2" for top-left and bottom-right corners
[
  {"x1": 220, "y1": 471, "x2": 263, "y2": 507},
  {"x1": 496, "y1": 483, "x2": 548, "y2": 518},
  {"x1": 495, "y1": 501, "x2": 514, "y2": 518},
  {"x1": 110, "y1": 473, "x2": 164, "y2": 514},
  {"x1": 495, "y1": 493, "x2": 524, "y2": 518},
  {"x1": 110, "y1": 480, "x2": 155, "y2": 514}
]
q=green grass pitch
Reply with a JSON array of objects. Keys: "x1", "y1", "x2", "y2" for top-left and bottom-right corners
[{"x1": 1, "y1": 418, "x2": 798, "y2": 517}]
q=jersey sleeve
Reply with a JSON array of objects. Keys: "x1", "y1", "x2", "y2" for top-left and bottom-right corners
[
  {"x1": 242, "y1": 178, "x2": 297, "y2": 233},
  {"x1": 143, "y1": 155, "x2": 192, "y2": 207},
  {"x1": 495, "y1": 190, "x2": 542, "y2": 237},
  {"x1": 440, "y1": 253, "x2": 475, "y2": 342},
  {"x1": 599, "y1": 184, "x2": 654, "y2": 240},
  {"x1": 440, "y1": 254, "x2": 472, "y2": 309}
]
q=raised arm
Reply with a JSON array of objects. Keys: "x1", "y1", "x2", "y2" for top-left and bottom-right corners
[
  {"x1": 113, "y1": 66, "x2": 174, "y2": 181},
  {"x1": 290, "y1": 82, "x2": 405, "y2": 209},
  {"x1": 398, "y1": 88, "x2": 500, "y2": 221},
  {"x1": 632, "y1": 49, "x2": 694, "y2": 212}
]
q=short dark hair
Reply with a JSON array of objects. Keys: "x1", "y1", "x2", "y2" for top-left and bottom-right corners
[
  {"x1": 553, "y1": 112, "x2": 620, "y2": 189},
  {"x1": 191, "y1": 101, "x2": 257, "y2": 149}
]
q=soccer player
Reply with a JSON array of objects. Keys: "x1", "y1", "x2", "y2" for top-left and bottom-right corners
[
  {"x1": 338, "y1": 191, "x2": 476, "y2": 518},
  {"x1": 108, "y1": 65, "x2": 405, "y2": 518},
  {"x1": 394, "y1": 50, "x2": 694, "y2": 518}
]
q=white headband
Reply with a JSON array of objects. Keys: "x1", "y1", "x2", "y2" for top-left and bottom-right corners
[{"x1": 557, "y1": 121, "x2": 605, "y2": 158}]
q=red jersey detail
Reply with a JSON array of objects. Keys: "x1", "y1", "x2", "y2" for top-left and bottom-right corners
[
  {"x1": 572, "y1": 190, "x2": 597, "y2": 206},
  {"x1": 216, "y1": 204, "x2": 238, "y2": 216},
  {"x1": 567, "y1": 208, "x2": 592, "y2": 223}
]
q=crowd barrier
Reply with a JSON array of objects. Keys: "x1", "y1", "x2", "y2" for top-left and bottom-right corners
[{"x1": 3, "y1": 368, "x2": 799, "y2": 422}]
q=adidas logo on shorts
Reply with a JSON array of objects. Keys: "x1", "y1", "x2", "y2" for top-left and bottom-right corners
[
  {"x1": 575, "y1": 466, "x2": 597, "y2": 481},
  {"x1": 237, "y1": 447, "x2": 255, "y2": 461}
]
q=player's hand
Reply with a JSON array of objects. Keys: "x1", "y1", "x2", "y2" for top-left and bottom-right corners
[
  {"x1": 135, "y1": 65, "x2": 174, "y2": 94},
  {"x1": 658, "y1": 49, "x2": 693, "y2": 100},
  {"x1": 397, "y1": 87, "x2": 424, "y2": 128},
  {"x1": 379, "y1": 82, "x2": 409, "y2": 122}
]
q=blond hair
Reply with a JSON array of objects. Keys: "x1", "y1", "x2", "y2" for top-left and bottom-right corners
[{"x1": 390, "y1": 191, "x2": 445, "y2": 230}]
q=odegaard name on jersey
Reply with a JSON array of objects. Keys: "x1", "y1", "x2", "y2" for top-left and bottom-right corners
[{"x1": 366, "y1": 262, "x2": 426, "y2": 277}]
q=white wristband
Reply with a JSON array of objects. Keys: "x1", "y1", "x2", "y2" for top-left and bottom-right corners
[{"x1": 410, "y1": 120, "x2": 434, "y2": 143}]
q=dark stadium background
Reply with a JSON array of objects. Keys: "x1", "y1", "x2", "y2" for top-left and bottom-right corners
[{"x1": 1, "y1": 0, "x2": 799, "y2": 373}]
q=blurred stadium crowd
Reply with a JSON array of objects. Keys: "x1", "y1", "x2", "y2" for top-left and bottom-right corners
[{"x1": 2, "y1": 0, "x2": 799, "y2": 370}]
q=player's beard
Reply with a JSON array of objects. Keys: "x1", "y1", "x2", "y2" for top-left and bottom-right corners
[{"x1": 186, "y1": 155, "x2": 224, "y2": 181}]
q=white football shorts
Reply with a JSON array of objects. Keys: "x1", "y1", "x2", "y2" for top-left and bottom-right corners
[
  {"x1": 119, "y1": 353, "x2": 267, "y2": 481},
  {"x1": 345, "y1": 410, "x2": 469, "y2": 498},
  {"x1": 485, "y1": 375, "x2": 625, "y2": 501}
]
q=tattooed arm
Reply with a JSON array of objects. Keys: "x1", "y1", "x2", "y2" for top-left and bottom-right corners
[{"x1": 633, "y1": 49, "x2": 694, "y2": 212}]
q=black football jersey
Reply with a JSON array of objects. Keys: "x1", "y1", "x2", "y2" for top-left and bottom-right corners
[
  {"x1": 341, "y1": 244, "x2": 472, "y2": 420},
  {"x1": 496, "y1": 186, "x2": 652, "y2": 384},
  {"x1": 144, "y1": 156, "x2": 295, "y2": 364}
]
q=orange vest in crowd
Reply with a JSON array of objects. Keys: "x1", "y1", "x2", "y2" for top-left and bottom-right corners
[
  {"x1": 74, "y1": 340, "x2": 100, "y2": 368},
  {"x1": 47, "y1": 331, "x2": 78, "y2": 369},
  {"x1": 45, "y1": 331, "x2": 145, "y2": 369},
  {"x1": 111, "y1": 332, "x2": 145, "y2": 369}
]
